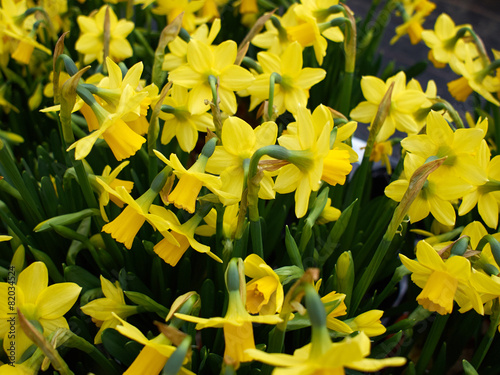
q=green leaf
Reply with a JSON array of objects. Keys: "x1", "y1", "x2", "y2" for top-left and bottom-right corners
[
  {"x1": 370, "y1": 331, "x2": 403, "y2": 359},
  {"x1": 285, "y1": 226, "x2": 303, "y2": 270},
  {"x1": 124, "y1": 291, "x2": 169, "y2": 319},
  {"x1": 161, "y1": 336, "x2": 191, "y2": 375},
  {"x1": 101, "y1": 328, "x2": 142, "y2": 367},
  {"x1": 318, "y1": 199, "x2": 357, "y2": 265},
  {"x1": 28, "y1": 246, "x2": 64, "y2": 283},
  {"x1": 463, "y1": 359, "x2": 479, "y2": 375},
  {"x1": 34, "y1": 208, "x2": 100, "y2": 232},
  {"x1": 64, "y1": 265, "x2": 100, "y2": 292}
]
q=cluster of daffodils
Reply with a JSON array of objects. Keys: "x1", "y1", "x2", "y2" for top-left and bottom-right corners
[
  {"x1": 391, "y1": 0, "x2": 500, "y2": 107},
  {"x1": 400, "y1": 222, "x2": 500, "y2": 317},
  {"x1": 1, "y1": 0, "x2": 500, "y2": 374}
]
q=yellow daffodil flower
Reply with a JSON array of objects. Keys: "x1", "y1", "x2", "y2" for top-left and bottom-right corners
[
  {"x1": 274, "y1": 105, "x2": 352, "y2": 218},
  {"x1": 244, "y1": 42, "x2": 326, "y2": 115},
  {"x1": 400, "y1": 240, "x2": 483, "y2": 315},
  {"x1": 168, "y1": 39, "x2": 254, "y2": 115},
  {"x1": 370, "y1": 140, "x2": 393, "y2": 174},
  {"x1": 0, "y1": 262, "x2": 81, "y2": 362},
  {"x1": 251, "y1": 17, "x2": 290, "y2": 56},
  {"x1": 154, "y1": 148, "x2": 230, "y2": 214},
  {"x1": 0, "y1": 361, "x2": 37, "y2": 374},
  {"x1": 421, "y1": 13, "x2": 471, "y2": 66},
  {"x1": 40, "y1": 0, "x2": 69, "y2": 33},
  {"x1": 249, "y1": 281, "x2": 405, "y2": 374},
  {"x1": 385, "y1": 153, "x2": 472, "y2": 226},
  {"x1": 459, "y1": 139, "x2": 500, "y2": 229},
  {"x1": 163, "y1": 19, "x2": 221, "y2": 72},
  {"x1": 152, "y1": 0, "x2": 207, "y2": 33},
  {"x1": 332, "y1": 120, "x2": 359, "y2": 163},
  {"x1": 159, "y1": 85, "x2": 214, "y2": 152},
  {"x1": 113, "y1": 314, "x2": 194, "y2": 375},
  {"x1": 316, "y1": 198, "x2": 341, "y2": 224},
  {"x1": 248, "y1": 329, "x2": 404, "y2": 374},
  {"x1": 75, "y1": 5, "x2": 134, "y2": 64},
  {"x1": 346, "y1": 310, "x2": 386, "y2": 337},
  {"x1": 81, "y1": 275, "x2": 139, "y2": 344},
  {"x1": 391, "y1": 0, "x2": 435, "y2": 45},
  {"x1": 448, "y1": 45, "x2": 500, "y2": 106},
  {"x1": 244, "y1": 254, "x2": 284, "y2": 315},
  {"x1": 101, "y1": 186, "x2": 157, "y2": 249},
  {"x1": 0, "y1": 0, "x2": 52, "y2": 65},
  {"x1": 148, "y1": 205, "x2": 222, "y2": 266},
  {"x1": 294, "y1": 0, "x2": 344, "y2": 43},
  {"x1": 458, "y1": 222, "x2": 500, "y2": 275},
  {"x1": 402, "y1": 111, "x2": 486, "y2": 185},
  {"x1": 99, "y1": 168, "x2": 170, "y2": 249},
  {"x1": 321, "y1": 291, "x2": 352, "y2": 333},
  {"x1": 95, "y1": 57, "x2": 158, "y2": 137},
  {"x1": 205, "y1": 116, "x2": 278, "y2": 202},
  {"x1": 175, "y1": 259, "x2": 282, "y2": 368},
  {"x1": 67, "y1": 84, "x2": 148, "y2": 161},
  {"x1": 321, "y1": 292, "x2": 386, "y2": 336},
  {"x1": 285, "y1": 11, "x2": 328, "y2": 65},
  {"x1": 87, "y1": 161, "x2": 134, "y2": 222},
  {"x1": 195, "y1": 204, "x2": 240, "y2": 240},
  {"x1": 350, "y1": 71, "x2": 427, "y2": 141}
]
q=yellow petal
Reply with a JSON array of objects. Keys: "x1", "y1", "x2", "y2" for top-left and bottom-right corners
[
  {"x1": 221, "y1": 116, "x2": 256, "y2": 156},
  {"x1": 17, "y1": 262, "x2": 48, "y2": 304},
  {"x1": 360, "y1": 76, "x2": 387, "y2": 103},
  {"x1": 36, "y1": 283, "x2": 82, "y2": 319}
]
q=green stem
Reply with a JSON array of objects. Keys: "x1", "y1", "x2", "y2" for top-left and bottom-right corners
[
  {"x1": 215, "y1": 203, "x2": 224, "y2": 255},
  {"x1": 133, "y1": 28, "x2": 155, "y2": 58},
  {"x1": 246, "y1": 145, "x2": 290, "y2": 257},
  {"x1": 339, "y1": 71, "x2": 354, "y2": 116},
  {"x1": 430, "y1": 100, "x2": 464, "y2": 129},
  {"x1": 454, "y1": 27, "x2": 489, "y2": 67},
  {"x1": 208, "y1": 75, "x2": 223, "y2": 138},
  {"x1": 471, "y1": 300, "x2": 500, "y2": 368},
  {"x1": 242, "y1": 57, "x2": 263, "y2": 74},
  {"x1": 250, "y1": 219, "x2": 264, "y2": 258},
  {"x1": 415, "y1": 314, "x2": 449, "y2": 375},
  {"x1": 268, "y1": 72, "x2": 282, "y2": 121}
]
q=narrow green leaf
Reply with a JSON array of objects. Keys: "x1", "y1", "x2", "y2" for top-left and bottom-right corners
[
  {"x1": 124, "y1": 291, "x2": 170, "y2": 319},
  {"x1": 318, "y1": 199, "x2": 357, "y2": 265},
  {"x1": 34, "y1": 208, "x2": 100, "y2": 232}
]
